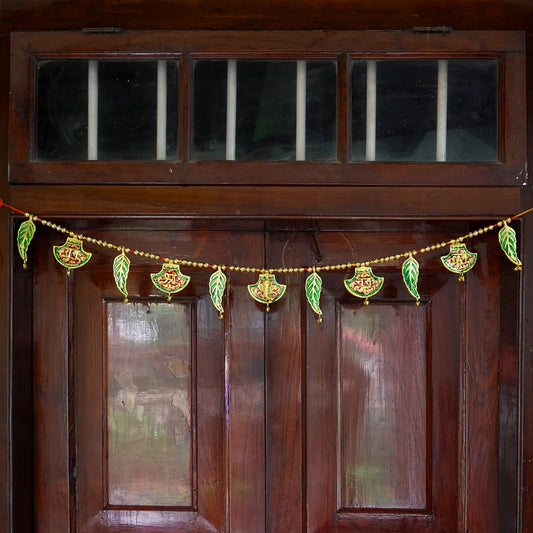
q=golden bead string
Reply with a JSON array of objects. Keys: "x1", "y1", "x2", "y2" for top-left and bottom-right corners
[{"x1": 17, "y1": 208, "x2": 529, "y2": 274}]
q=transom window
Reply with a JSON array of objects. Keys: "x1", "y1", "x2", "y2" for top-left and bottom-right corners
[
  {"x1": 36, "y1": 57, "x2": 496, "y2": 163},
  {"x1": 9, "y1": 30, "x2": 525, "y2": 185}
]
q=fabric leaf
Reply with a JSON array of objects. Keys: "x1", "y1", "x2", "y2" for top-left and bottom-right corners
[
  {"x1": 209, "y1": 268, "x2": 227, "y2": 319},
  {"x1": 402, "y1": 254, "x2": 420, "y2": 302},
  {"x1": 17, "y1": 217, "x2": 36, "y2": 267},
  {"x1": 113, "y1": 250, "x2": 130, "y2": 300},
  {"x1": 305, "y1": 270, "x2": 323, "y2": 322},
  {"x1": 499, "y1": 221, "x2": 522, "y2": 269}
]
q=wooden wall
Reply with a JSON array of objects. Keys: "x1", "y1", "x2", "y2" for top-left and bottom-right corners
[
  {"x1": 0, "y1": 0, "x2": 532, "y2": 32},
  {"x1": 0, "y1": 1, "x2": 532, "y2": 531}
]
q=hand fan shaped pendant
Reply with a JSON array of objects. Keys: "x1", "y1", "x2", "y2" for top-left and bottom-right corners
[
  {"x1": 344, "y1": 266, "x2": 384, "y2": 305},
  {"x1": 151, "y1": 263, "x2": 190, "y2": 301}
]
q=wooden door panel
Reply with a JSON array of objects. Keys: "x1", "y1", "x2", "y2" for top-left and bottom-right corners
[
  {"x1": 266, "y1": 224, "x2": 505, "y2": 532},
  {"x1": 33, "y1": 224, "x2": 266, "y2": 533},
  {"x1": 337, "y1": 302, "x2": 428, "y2": 511},
  {"x1": 74, "y1": 270, "x2": 223, "y2": 532},
  {"x1": 306, "y1": 271, "x2": 459, "y2": 532},
  {"x1": 33, "y1": 231, "x2": 72, "y2": 533}
]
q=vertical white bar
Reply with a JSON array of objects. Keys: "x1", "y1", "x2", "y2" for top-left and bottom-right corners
[
  {"x1": 437, "y1": 59, "x2": 448, "y2": 162},
  {"x1": 88, "y1": 60, "x2": 98, "y2": 160},
  {"x1": 366, "y1": 60, "x2": 377, "y2": 161},
  {"x1": 296, "y1": 60, "x2": 307, "y2": 161},
  {"x1": 226, "y1": 59, "x2": 237, "y2": 161},
  {"x1": 157, "y1": 60, "x2": 168, "y2": 160}
]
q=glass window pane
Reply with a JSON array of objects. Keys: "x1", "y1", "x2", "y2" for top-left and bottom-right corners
[
  {"x1": 193, "y1": 60, "x2": 228, "y2": 161},
  {"x1": 164, "y1": 61, "x2": 180, "y2": 160},
  {"x1": 37, "y1": 60, "x2": 88, "y2": 160},
  {"x1": 351, "y1": 60, "x2": 367, "y2": 161},
  {"x1": 36, "y1": 60, "x2": 179, "y2": 161},
  {"x1": 236, "y1": 61, "x2": 296, "y2": 160},
  {"x1": 352, "y1": 60, "x2": 438, "y2": 162},
  {"x1": 446, "y1": 59, "x2": 498, "y2": 162},
  {"x1": 107, "y1": 302, "x2": 193, "y2": 507},
  {"x1": 305, "y1": 61, "x2": 337, "y2": 161},
  {"x1": 193, "y1": 59, "x2": 337, "y2": 161},
  {"x1": 99, "y1": 61, "x2": 179, "y2": 160},
  {"x1": 375, "y1": 61, "x2": 438, "y2": 162},
  {"x1": 352, "y1": 58, "x2": 498, "y2": 163}
]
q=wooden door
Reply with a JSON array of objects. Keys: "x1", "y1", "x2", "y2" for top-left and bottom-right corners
[
  {"x1": 33, "y1": 221, "x2": 267, "y2": 532},
  {"x1": 32, "y1": 218, "x2": 518, "y2": 532},
  {"x1": 265, "y1": 220, "x2": 517, "y2": 532}
]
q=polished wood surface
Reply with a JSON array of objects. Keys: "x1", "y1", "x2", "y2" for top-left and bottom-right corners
[
  {"x1": 1, "y1": 1, "x2": 532, "y2": 532},
  {"x1": 0, "y1": 0, "x2": 532, "y2": 32},
  {"x1": 18, "y1": 221, "x2": 530, "y2": 532}
]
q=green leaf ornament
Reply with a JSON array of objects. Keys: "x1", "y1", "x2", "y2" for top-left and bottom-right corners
[
  {"x1": 209, "y1": 267, "x2": 227, "y2": 319},
  {"x1": 402, "y1": 254, "x2": 420, "y2": 304},
  {"x1": 17, "y1": 216, "x2": 36, "y2": 268},
  {"x1": 499, "y1": 221, "x2": 522, "y2": 270},
  {"x1": 113, "y1": 249, "x2": 131, "y2": 301},
  {"x1": 305, "y1": 269, "x2": 323, "y2": 322}
]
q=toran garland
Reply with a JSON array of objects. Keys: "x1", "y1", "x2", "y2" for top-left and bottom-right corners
[{"x1": 2, "y1": 198, "x2": 532, "y2": 323}]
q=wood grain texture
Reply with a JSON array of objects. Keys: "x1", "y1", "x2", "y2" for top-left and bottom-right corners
[
  {"x1": 304, "y1": 227, "x2": 461, "y2": 532},
  {"x1": 9, "y1": 185, "x2": 522, "y2": 219},
  {"x1": 521, "y1": 203, "x2": 533, "y2": 531},
  {"x1": 0, "y1": 35, "x2": 11, "y2": 533},
  {"x1": 1, "y1": 2, "x2": 530, "y2": 530},
  {"x1": 1, "y1": 0, "x2": 532, "y2": 32},
  {"x1": 10, "y1": 222, "x2": 34, "y2": 533},
  {"x1": 20, "y1": 217, "x2": 528, "y2": 531},
  {"x1": 225, "y1": 231, "x2": 266, "y2": 533},
  {"x1": 461, "y1": 238, "x2": 500, "y2": 532},
  {"x1": 265, "y1": 232, "x2": 305, "y2": 532},
  {"x1": 338, "y1": 303, "x2": 427, "y2": 510},
  {"x1": 32, "y1": 229, "x2": 71, "y2": 533},
  {"x1": 522, "y1": 35, "x2": 533, "y2": 533}
]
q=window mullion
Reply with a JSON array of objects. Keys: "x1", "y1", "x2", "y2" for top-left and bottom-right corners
[
  {"x1": 88, "y1": 60, "x2": 98, "y2": 160},
  {"x1": 226, "y1": 59, "x2": 237, "y2": 161},
  {"x1": 436, "y1": 59, "x2": 448, "y2": 162},
  {"x1": 365, "y1": 59, "x2": 377, "y2": 162},
  {"x1": 156, "y1": 60, "x2": 167, "y2": 160},
  {"x1": 296, "y1": 60, "x2": 307, "y2": 161}
]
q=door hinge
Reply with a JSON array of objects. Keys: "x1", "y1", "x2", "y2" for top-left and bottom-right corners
[
  {"x1": 409, "y1": 26, "x2": 453, "y2": 34},
  {"x1": 82, "y1": 27, "x2": 123, "y2": 34}
]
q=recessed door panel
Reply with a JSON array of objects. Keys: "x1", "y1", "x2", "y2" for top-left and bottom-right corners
[
  {"x1": 338, "y1": 302, "x2": 428, "y2": 511},
  {"x1": 106, "y1": 301, "x2": 194, "y2": 508}
]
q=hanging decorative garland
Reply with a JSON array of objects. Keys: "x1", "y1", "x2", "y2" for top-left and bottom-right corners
[{"x1": 2, "y1": 198, "x2": 531, "y2": 322}]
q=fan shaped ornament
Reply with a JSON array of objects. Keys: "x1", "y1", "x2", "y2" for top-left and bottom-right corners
[
  {"x1": 151, "y1": 262, "x2": 190, "y2": 301},
  {"x1": 248, "y1": 273, "x2": 286, "y2": 312},
  {"x1": 344, "y1": 266, "x2": 384, "y2": 305},
  {"x1": 440, "y1": 243, "x2": 477, "y2": 281},
  {"x1": 53, "y1": 236, "x2": 92, "y2": 275}
]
